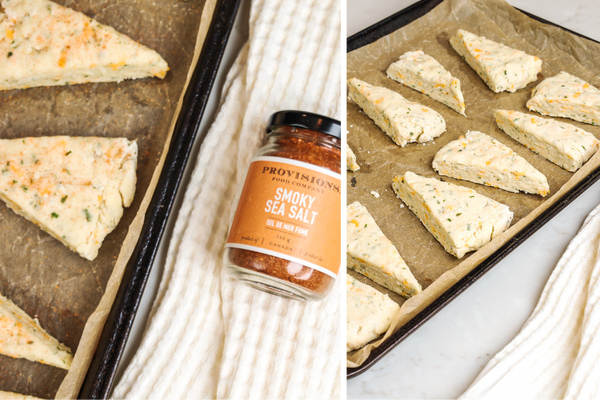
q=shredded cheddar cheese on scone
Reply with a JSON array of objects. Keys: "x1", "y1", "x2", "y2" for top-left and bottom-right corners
[
  {"x1": 0, "y1": 292, "x2": 72, "y2": 370},
  {"x1": 347, "y1": 201, "x2": 421, "y2": 298},
  {"x1": 0, "y1": 136, "x2": 137, "y2": 260},
  {"x1": 387, "y1": 50, "x2": 466, "y2": 116},
  {"x1": 346, "y1": 143, "x2": 360, "y2": 172},
  {"x1": 392, "y1": 172, "x2": 513, "y2": 259},
  {"x1": 495, "y1": 109, "x2": 599, "y2": 172},
  {"x1": 347, "y1": 78, "x2": 446, "y2": 146},
  {"x1": 0, "y1": 0, "x2": 169, "y2": 91},
  {"x1": 433, "y1": 130, "x2": 550, "y2": 196},
  {"x1": 450, "y1": 29, "x2": 541, "y2": 93},
  {"x1": 526, "y1": 71, "x2": 600, "y2": 126},
  {"x1": 347, "y1": 275, "x2": 400, "y2": 352}
]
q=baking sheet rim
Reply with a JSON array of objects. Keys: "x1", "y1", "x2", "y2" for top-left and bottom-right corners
[
  {"x1": 53, "y1": 0, "x2": 219, "y2": 397},
  {"x1": 346, "y1": 0, "x2": 600, "y2": 372}
]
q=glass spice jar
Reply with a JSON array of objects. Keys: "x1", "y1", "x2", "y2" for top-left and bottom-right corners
[{"x1": 223, "y1": 110, "x2": 341, "y2": 301}]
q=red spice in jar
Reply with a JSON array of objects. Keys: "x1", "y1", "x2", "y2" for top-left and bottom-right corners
[{"x1": 224, "y1": 110, "x2": 341, "y2": 301}]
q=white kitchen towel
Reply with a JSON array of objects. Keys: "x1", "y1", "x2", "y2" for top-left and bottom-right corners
[
  {"x1": 564, "y1": 209, "x2": 600, "y2": 399},
  {"x1": 460, "y1": 203, "x2": 600, "y2": 400},
  {"x1": 111, "y1": 0, "x2": 341, "y2": 399}
]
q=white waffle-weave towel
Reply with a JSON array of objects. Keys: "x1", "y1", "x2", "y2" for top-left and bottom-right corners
[
  {"x1": 460, "y1": 202, "x2": 600, "y2": 400},
  {"x1": 111, "y1": 0, "x2": 341, "y2": 398}
]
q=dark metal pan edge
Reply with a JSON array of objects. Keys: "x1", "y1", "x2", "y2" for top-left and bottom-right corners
[
  {"x1": 347, "y1": 0, "x2": 598, "y2": 52},
  {"x1": 348, "y1": 165, "x2": 600, "y2": 379},
  {"x1": 347, "y1": 0, "x2": 444, "y2": 52},
  {"x1": 78, "y1": 0, "x2": 243, "y2": 397},
  {"x1": 346, "y1": 0, "x2": 600, "y2": 379}
]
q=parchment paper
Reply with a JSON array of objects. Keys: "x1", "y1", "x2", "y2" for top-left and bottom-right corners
[
  {"x1": 347, "y1": 0, "x2": 600, "y2": 367},
  {"x1": 0, "y1": 0, "x2": 217, "y2": 397}
]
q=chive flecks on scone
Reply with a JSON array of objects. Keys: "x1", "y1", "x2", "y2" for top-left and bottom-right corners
[
  {"x1": 0, "y1": 292, "x2": 73, "y2": 370},
  {"x1": 347, "y1": 201, "x2": 422, "y2": 298},
  {"x1": 387, "y1": 50, "x2": 466, "y2": 116},
  {"x1": 495, "y1": 109, "x2": 599, "y2": 172},
  {"x1": 433, "y1": 130, "x2": 550, "y2": 196},
  {"x1": 392, "y1": 172, "x2": 513, "y2": 259},
  {"x1": 450, "y1": 29, "x2": 542, "y2": 93},
  {"x1": 0, "y1": 0, "x2": 169, "y2": 91},
  {"x1": 347, "y1": 143, "x2": 360, "y2": 172},
  {"x1": 0, "y1": 136, "x2": 137, "y2": 261},
  {"x1": 347, "y1": 78, "x2": 446, "y2": 146},
  {"x1": 347, "y1": 275, "x2": 400, "y2": 352},
  {"x1": 526, "y1": 71, "x2": 600, "y2": 126}
]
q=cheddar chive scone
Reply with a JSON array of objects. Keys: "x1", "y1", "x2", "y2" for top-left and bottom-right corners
[
  {"x1": 347, "y1": 78, "x2": 446, "y2": 146},
  {"x1": 0, "y1": 0, "x2": 169, "y2": 91},
  {"x1": 387, "y1": 50, "x2": 466, "y2": 116},
  {"x1": 526, "y1": 71, "x2": 600, "y2": 125},
  {"x1": 432, "y1": 130, "x2": 550, "y2": 196},
  {"x1": 347, "y1": 201, "x2": 422, "y2": 298},
  {"x1": 495, "y1": 110, "x2": 599, "y2": 172},
  {"x1": 347, "y1": 275, "x2": 400, "y2": 352},
  {"x1": 0, "y1": 293, "x2": 73, "y2": 370},
  {"x1": 347, "y1": 143, "x2": 360, "y2": 172},
  {"x1": 392, "y1": 172, "x2": 513, "y2": 259},
  {"x1": 0, "y1": 136, "x2": 137, "y2": 261},
  {"x1": 0, "y1": 391, "x2": 44, "y2": 399},
  {"x1": 450, "y1": 29, "x2": 542, "y2": 93}
]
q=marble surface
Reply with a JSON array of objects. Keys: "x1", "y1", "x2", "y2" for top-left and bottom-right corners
[{"x1": 347, "y1": 0, "x2": 600, "y2": 399}]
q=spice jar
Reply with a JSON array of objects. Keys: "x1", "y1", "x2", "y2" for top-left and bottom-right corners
[{"x1": 224, "y1": 110, "x2": 341, "y2": 301}]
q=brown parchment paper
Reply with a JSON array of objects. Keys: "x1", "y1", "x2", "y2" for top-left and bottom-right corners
[
  {"x1": 0, "y1": 0, "x2": 217, "y2": 397},
  {"x1": 347, "y1": 0, "x2": 600, "y2": 367}
]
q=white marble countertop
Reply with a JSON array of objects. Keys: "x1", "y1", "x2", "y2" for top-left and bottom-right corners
[{"x1": 347, "y1": 0, "x2": 600, "y2": 399}]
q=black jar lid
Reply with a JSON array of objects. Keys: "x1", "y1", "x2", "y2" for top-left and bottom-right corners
[{"x1": 266, "y1": 110, "x2": 341, "y2": 139}]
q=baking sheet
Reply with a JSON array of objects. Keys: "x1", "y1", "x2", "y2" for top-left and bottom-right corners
[
  {"x1": 0, "y1": 0, "x2": 215, "y2": 397},
  {"x1": 347, "y1": 0, "x2": 600, "y2": 367}
]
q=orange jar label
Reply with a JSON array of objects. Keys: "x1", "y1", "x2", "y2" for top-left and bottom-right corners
[{"x1": 225, "y1": 156, "x2": 341, "y2": 278}]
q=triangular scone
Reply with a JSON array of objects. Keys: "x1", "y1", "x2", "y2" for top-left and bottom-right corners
[
  {"x1": 387, "y1": 50, "x2": 466, "y2": 116},
  {"x1": 433, "y1": 130, "x2": 550, "y2": 196},
  {"x1": 526, "y1": 71, "x2": 600, "y2": 125},
  {"x1": 347, "y1": 78, "x2": 446, "y2": 146},
  {"x1": 495, "y1": 110, "x2": 599, "y2": 172},
  {"x1": 347, "y1": 201, "x2": 422, "y2": 298},
  {"x1": 0, "y1": 136, "x2": 137, "y2": 260},
  {"x1": 347, "y1": 275, "x2": 400, "y2": 352},
  {"x1": 347, "y1": 143, "x2": 360, "y2": 172},
  {"x1": 0, "y1": 293, "x2": 72, "y2": 370},
  {"x1": 392, "y1": 172, "x2": 513, "y2": 259},
  {"x1": 450, "y1": 29, "x2": 541, "y2": 93},
  {"x1": 0, "y1": 0, "x2": 169, "y2": 91},
  {"x1": 0, "y1": 391, "x2": 44, "y2": 399}
]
